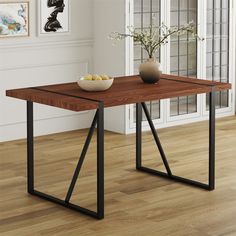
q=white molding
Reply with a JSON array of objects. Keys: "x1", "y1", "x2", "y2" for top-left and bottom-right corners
[
  {"x1": 1, "y1": 57, "x2": 92, "y2": 142},
  {"x1": 125, "y1": 0, "x2": 133, "y2": 76},
  {"x1": 0, "y1": 111, "x2": 93, "y2": 142},
  {"x1": 125, "y1": 0, "x2": 133, "y2": 134},
  {"x1": 0, "y1": 39, "x2": 93, "y2": 51},
  {"x1": 231, "y1": 0, "x2": 236, "y2": 113},
  {"x1": 0, "y1": 59, "x2": 89, "y2": 71}
]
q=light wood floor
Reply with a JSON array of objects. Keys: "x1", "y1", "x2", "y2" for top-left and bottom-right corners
[{"x1": 1, "y1": 116, "x2": 236, "y2": 236}]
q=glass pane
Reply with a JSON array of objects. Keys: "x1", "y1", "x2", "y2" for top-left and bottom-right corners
[
  {"x1": 170, "y1": 98, "x2": 178, "y2": 116},
  {"x1": 133, "y1": 101, "x2": 161, "y2": 122},
  {"x1": 188, "y1": 95, "x2": 198, "y2": 113},
  {"x1": 134, "y1": 0, "x2": 142, "y2": 13},
  {"x1": 170, "y1": 0, "x2": 198, "y2": 117},
  {"x1": 206, "y1": 0, "x2": 230, "y2": 109},
  {"x1": 133, "y1": 0, "x2": 161, "y2": 121}
]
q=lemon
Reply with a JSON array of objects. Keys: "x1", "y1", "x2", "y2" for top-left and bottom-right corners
[
  {"x1": 93, "y1": 75, "x2": 102, "y2": 81},
  {"x1": 101, "y1": 75, "x2": 110, "y2": 80},
  {"x1": 84, "y1": 74, "x2": 110, "y2": 81},
  {"x1": 84, "y1": 74, "x2": 93, "y2": 80}
]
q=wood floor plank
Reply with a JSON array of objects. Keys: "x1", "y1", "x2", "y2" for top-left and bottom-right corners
[{"x1": 1, "y1": 116, "x2": 236, "y2": 235}]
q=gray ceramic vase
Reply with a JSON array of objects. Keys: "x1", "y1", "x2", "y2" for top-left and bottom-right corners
[{"x1": 139, "y1": 58, "x2": 162, "y2": 84}]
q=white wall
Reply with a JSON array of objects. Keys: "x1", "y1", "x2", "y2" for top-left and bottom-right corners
[
  {"x1": 93, "y1": 0, "x2": 128, "y2": 134},
  {"x1": 0, "y1": 0, "x2": 94, "y2": 142}
]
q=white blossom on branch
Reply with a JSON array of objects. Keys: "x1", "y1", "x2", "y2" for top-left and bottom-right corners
[{"x1": 109, "y1": 21, "x2": 204, "y2": 59}]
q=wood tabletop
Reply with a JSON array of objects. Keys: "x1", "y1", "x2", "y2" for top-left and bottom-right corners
[{"x1": 6, "y1": 74, "x2": 231, "y2": 112}]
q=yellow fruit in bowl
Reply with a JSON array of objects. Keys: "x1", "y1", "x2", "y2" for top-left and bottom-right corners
[
  {"x1": 82, "y1": 74, "x2": 112, "y2": 81},
  {"x1": 78, "y1": 74, "x2": 114, "y2": 91},
  {"x1": 101, "y1": 75, "x2": 110, "y2": 80},
  {"x1": 93, "y1": 75, "x2": 103, "y2": 81},
  {"x1": 84, "y1": 74, "x2": 93, "y2": 80}
]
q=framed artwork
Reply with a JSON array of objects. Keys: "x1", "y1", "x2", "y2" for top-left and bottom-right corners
[
  {"x1": 0, "y1": 2, "x2": 29, "y2": 38},
  {"x1": 38, "y1": 0, "x2": 70, "y2": 36}
]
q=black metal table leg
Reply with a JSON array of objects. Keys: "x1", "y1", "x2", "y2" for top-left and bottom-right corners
[
  {"x1": 136, "y1": 103, "x2": 142, "y2": 169},
  {"x1": 97, "y1": 102, "x2": 104, "y2": 219},
  {"x1": 136, "y1": 92, "x2": 216, "y2": 191},
  {"x1": 27, "y1": 101, "x2": 34, "y2": 194},
  {"x1": 26, "y1": 101, "x2": 105, "y2": 219},
  {"x1": 209, "y1": 90, "x2": 216, "y2": 190}
]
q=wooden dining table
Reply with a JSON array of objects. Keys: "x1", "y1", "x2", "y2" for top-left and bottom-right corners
[{"x1": 6, "y1": 74, "x2": 231, "y2": 219}]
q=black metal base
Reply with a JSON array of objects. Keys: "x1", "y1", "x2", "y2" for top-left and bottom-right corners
[
  {"x1": 136, "y1": 90, "x2": 215, "y2": 191},
  {"x1": 137, "y1": 167, "x2": 210, "y2": 190},
  {"x1": 32, "y1": 190, "x2": 98, "y2": 218},
  {"x1": 25, "y1": 90, "x2": 215, "y2": 220},
  {"x1": 27, "y1": 101, "x2": 104, "y2": 220}
]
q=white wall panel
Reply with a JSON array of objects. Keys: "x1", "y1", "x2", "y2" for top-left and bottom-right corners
[{"x1": 0, "y1": 0, "x2": 94, "y2": 142}]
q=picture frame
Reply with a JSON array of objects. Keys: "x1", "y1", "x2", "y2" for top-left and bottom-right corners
[
  {"x1": 0, "y1": 2, "x2": 29, "y2": 38},
  {"x1": 38, "y1": 0, "x2": 70, "y2": 36}
]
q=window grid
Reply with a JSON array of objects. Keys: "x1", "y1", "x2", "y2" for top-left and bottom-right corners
[
  {"x1": 170, "y1": 0, "x2": 198, "y2": 117},
  {"x1": 206, "y1": 0, "x2": 230, "y2": 110},
  {"x1": 133, "y1": 0, "x2": 161, "y2": 122}
]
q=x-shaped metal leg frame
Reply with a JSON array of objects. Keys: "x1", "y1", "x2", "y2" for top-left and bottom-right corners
[
  {"x1": 27, "y1": 101, "x2": 104, "y2": 219},
  {"x1": 136, "y1": 90, "x2": 215, "y2": 191}
]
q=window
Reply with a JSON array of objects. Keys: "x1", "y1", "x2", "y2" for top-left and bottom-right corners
[
  {"x1": 206, "y1": 0, "x2": 230, "y2": 109},
  {"x1": 170, "y1": 0, "x2": 198, "y2": 117},
  {"x1": 133, "y1": 0, "x2": 161, "y2": 121}
]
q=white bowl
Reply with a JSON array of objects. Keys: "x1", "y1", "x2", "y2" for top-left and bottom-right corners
[{"x1": 77, "y1": 77, "x2": 114, "y2": 92}]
